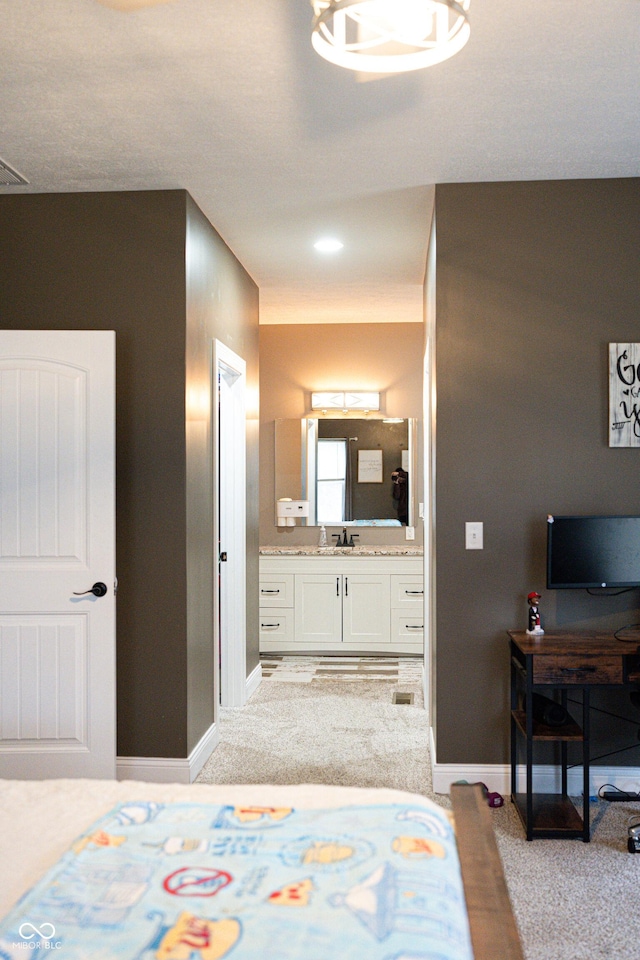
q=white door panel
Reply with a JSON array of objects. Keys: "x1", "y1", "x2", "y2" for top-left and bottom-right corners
[
  {"x1": 0, "y1": 359, "x2": 87, "y2": 563},
  {"x1": 0, "y1": 617, "x2": 86, "y2": 746},
  {"x1": 0, "y1": 331, "x2": 116, "y2": 779}
]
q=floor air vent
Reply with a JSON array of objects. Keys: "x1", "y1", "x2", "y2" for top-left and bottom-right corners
[
  {"x1": 393, "y1": 691, "x2": 414, "y2": 705},
  {"x1": 0, "y1": 159, "x2": 28, "y2": 186}
]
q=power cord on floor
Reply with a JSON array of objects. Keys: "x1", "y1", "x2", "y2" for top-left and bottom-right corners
[{"x1": 598, "y1": 783, "x2": 640, "y2": 802}]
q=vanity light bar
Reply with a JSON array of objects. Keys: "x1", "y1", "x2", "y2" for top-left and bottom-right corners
[{"x1": 311, "y1": 391, "x2": 380, "y2": 411}]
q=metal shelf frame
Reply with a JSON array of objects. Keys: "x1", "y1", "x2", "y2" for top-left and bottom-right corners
[{"x1": 510, "y1": 640, "x2": 591, "y2": 842}]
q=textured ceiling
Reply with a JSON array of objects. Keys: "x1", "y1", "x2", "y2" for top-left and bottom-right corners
[{"x1": 1, "y1": 0, "x2": 639, "y2": 323}]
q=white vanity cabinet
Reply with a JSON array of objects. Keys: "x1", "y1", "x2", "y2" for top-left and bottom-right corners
[
  {"x1": 295, "y1": 571, "x2": 391, "y2": 646},
  {"x1": 259, "y1": 554, "x2": 423, "y2": 654}
]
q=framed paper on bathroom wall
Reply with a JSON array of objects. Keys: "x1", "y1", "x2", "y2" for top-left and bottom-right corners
[{"x1": 358, "y1": 449, "x2": 383, "y2": 483}]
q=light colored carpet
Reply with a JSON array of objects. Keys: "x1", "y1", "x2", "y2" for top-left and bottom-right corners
[
  {"x1": 489, "y1": 798, "x2": 640, "y2": 960},
  {"x1": 197, "y1": 658, "x2": 430, "y2": 793},
  {"x1": 197, "y1": 656, "x2": 640, "y2": 959}
]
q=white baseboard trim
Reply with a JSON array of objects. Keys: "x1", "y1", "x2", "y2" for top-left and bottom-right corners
[
  {"x1": 246, "y1": 661, "x2": 262, "y2": 701},
  {"x1": 421, "y1": 660, "x2": 428, "y2": 714},
  {"x1": 512, "y1": 764, "x2": 640, "y2": 798},
  {"x1": 117, "y1": 664, "x2": 261, "y2": 784},
  {"x1": 117, "y1": 721, "x2": 220, "y2": 784},
  {"x1": 188, "y1": 721, "x2": 221, "y2": 782},
  {"x1": 429, "y1": 727, "x2": 640, "y2": 798},
  {"x1": 429, "y1": 726, "x2": 510, "y2": 795}
]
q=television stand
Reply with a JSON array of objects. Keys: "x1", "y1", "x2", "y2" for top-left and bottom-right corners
[{"x1": 508, "y1": 629, "x2": 640, "y2": 841}]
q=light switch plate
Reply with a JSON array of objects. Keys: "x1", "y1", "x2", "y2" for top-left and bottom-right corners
[
  {"x1": 465, "y1": 521, "x2": 483, "y2": 549},
  {"x1": 405, "y1": 526, "x2": 415, "y2": 540}
]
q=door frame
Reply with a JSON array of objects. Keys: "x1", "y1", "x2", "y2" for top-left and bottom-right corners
[
  {"x1": 213, "y1": 340, "x2": 247, "y2": 709},
  {"x1": 424, "y1": 209, "x2": 436, "y2": 718}
]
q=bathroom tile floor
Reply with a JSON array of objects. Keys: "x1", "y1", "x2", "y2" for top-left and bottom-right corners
[{"x1": 259, "y1": 655, "x2": 423, "y2": 685}]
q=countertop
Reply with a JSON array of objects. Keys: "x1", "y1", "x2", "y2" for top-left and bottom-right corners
[{"x1": 259, "y1": 545, "x2": 423, "y2": 557}]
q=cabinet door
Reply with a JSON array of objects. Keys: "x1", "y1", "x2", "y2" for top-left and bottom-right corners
[
  {"x1": 294, "y1": 574, "x2": 342, "y2": 645},
  {"x1": 342, "y1": 574, "x2": 391, "y2": 644}
]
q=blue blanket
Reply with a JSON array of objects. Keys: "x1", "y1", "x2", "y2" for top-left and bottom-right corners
[{"x1": 0, "y1": 801, "x2": 473, "y2": 960}]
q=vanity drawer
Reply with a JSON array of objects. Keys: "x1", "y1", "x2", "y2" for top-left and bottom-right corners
[
  {"x1": 259, "y1": 608, "x2": 294, "y2": 645},
  {"x1": 390, "y1": 574, "x2": 424, "y2": 608},
  {"x1": 259, "y1": 574, "x2": 294, "y2": 608},
  {"x1": 532, "y1": 655, "x2": 624, "y2": 685},
  {"x1": 391, "y1": 610, "x2": 424, "y2": 645}
]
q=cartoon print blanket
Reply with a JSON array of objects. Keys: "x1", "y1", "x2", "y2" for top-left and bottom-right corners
[{"x1": 0, "y1": 800, "x2": 473, "y2": 960}]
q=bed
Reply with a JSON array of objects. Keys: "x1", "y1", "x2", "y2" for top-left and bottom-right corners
[{"x1": 0, "y1": 780, "x2": 522, "y2": 960}]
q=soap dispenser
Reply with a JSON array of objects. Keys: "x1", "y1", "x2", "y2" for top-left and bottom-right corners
[{"x1": 318, "y1": 524, "x2": 328, "y2": 547}]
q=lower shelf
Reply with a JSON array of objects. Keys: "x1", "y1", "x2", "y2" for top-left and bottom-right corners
[{"x1": 512, "y1": 792, "x2": 587, "y2": 839}]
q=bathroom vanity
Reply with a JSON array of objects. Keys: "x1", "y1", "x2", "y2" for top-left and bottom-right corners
[{"x1": 259, "y1": 547, "x2": 424, "y2": 655}]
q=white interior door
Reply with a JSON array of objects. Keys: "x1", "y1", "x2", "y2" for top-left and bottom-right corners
[
  {"x1": 214, "y1": 341, "x2": 246, "y2": 709},
  {"x1": 0, "y1": 330, "x2": 116, "y2": 779}
]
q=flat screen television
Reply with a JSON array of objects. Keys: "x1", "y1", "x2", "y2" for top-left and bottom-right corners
[{"x1": 547, "y1": 515, "x2": 640, "y2": 589}]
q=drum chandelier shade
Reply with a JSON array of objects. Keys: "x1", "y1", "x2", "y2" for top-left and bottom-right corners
[{"x1": 310, "y1": 0, "x2": 471, "y2": 73}]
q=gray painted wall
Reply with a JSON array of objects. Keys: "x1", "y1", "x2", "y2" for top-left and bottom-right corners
[
  {"x1": 185, "y1": 196, "x2": 260, "y2": 748},
  {"x1": 434, "y1": 178, "x2": 640, "y2": 766},
  {"x1": 0, "y1": 189, "x2": 259, "y2": 760}
]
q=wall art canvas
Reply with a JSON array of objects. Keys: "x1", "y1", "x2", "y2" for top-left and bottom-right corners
[{"x1": 609, "y1": 343, "x2": 640, "y2": 447}]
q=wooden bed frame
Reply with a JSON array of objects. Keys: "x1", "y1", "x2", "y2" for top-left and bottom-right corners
[{"x1": 451, "y1": 783, "x2": 524, "y2": 960}]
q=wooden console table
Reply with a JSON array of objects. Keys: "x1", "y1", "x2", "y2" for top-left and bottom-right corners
[{"x1": 509, "y1": 630, "x2": 640, "y2": 841}]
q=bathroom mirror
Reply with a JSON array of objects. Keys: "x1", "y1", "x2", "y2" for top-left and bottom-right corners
[{"x1": 275, "y1": 418, "x2": 416, "y2": 527}]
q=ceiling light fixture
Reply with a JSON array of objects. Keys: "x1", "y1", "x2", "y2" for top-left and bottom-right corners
[
  {"x1": 314, "y1": 238, "x2": 344, "y2": 253},
  {"x1": 310, "y1": 0, "x2": 470, "y2": 73}
]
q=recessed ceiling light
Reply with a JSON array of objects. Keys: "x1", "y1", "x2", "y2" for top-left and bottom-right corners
[{"x1": 314, "y1": 238, "x2": 344, "y2": 253}]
